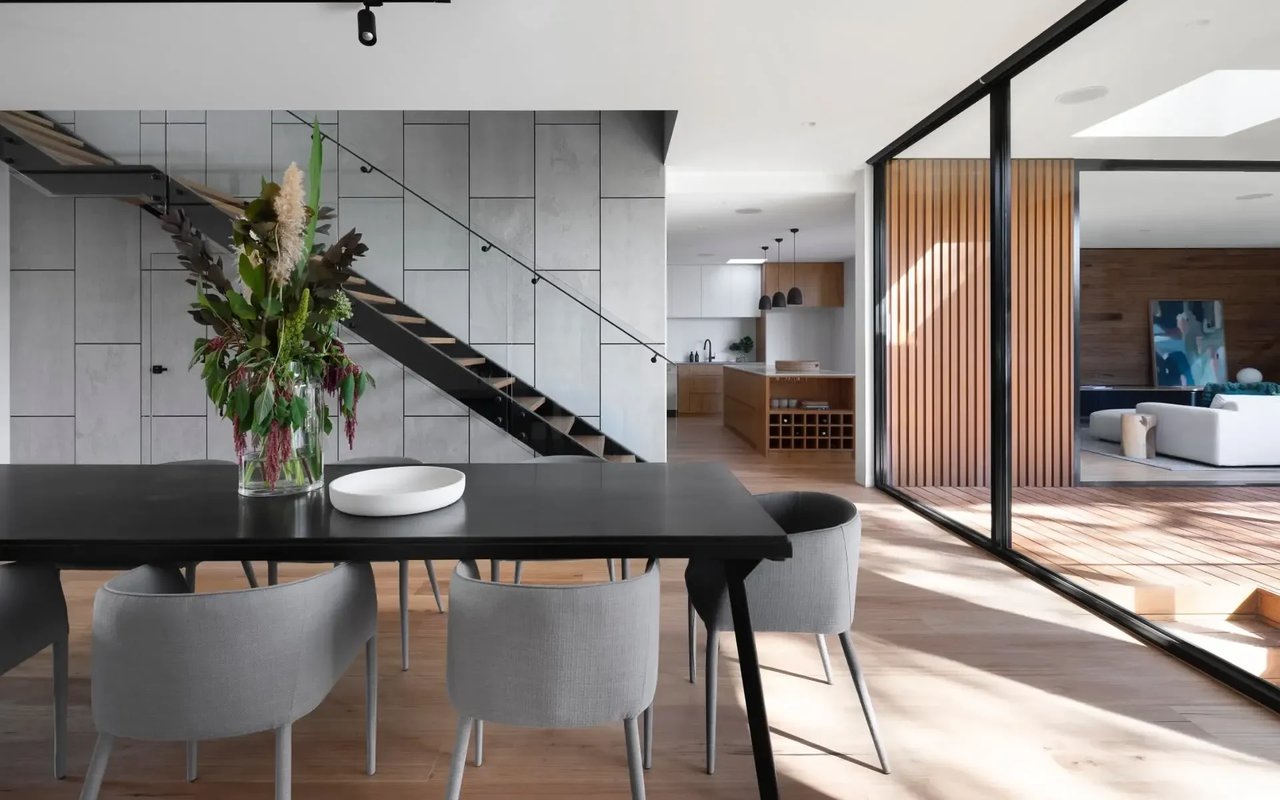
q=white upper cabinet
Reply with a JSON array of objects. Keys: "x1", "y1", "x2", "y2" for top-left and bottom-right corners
[
  {"x1": 669, "y1": 263, "x2": 760, "y2": 318},
  {"x1": 667, "y1": 265, "x2": 702, "y2": 318}
]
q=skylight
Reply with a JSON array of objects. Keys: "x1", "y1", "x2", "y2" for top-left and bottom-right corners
[{"x1": 1074, "y1": 70, "x2": 1280, "y2": 138}]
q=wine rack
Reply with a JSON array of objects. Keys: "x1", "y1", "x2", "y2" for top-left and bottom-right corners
[{"x1": 767, "y1": 410, "x2": 855, "y2": 451}]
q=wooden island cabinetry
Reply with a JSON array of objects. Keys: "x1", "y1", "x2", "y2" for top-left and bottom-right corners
[
  {"x1": 723, "y1": 364, "x2": 856, "y2": 460},
  {"x1": 676, "y1": 363, "x2": 725, "y2": 415}
]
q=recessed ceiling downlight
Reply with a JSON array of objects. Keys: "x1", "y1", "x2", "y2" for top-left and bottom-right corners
[
  {"x1": 1055, "y1": 85, "x2": 1109, "y2": 105},
  {"x1": 1236, "y1": 192, "x2": 1274, "y2": 201},
  {"x1": 734, "y1": 207, "x2": 763, "y2": 215}
]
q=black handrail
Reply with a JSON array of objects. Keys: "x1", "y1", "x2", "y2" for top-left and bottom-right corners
[{"x1": 286, "y1": 110, "x2": 672, "y2": 366}]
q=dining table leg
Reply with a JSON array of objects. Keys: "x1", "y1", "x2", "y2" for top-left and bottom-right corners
[{"x1": 725, "y1": 559, "x2": 778, "y2": 800}]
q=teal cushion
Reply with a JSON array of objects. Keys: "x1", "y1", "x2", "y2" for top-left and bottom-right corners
[{"x1": 1199, "y1": 381, "x2": 1280, "y2": 406}]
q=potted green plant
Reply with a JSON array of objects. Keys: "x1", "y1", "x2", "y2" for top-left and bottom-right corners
[
  {"x1": 727, "y1": 335, "x2": 755, "y2": 362},
  {"x1": 161, "y1": 123, "x2": 372, "y2": 496}
]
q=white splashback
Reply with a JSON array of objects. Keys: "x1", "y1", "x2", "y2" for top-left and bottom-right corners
[
  {"x1": 763, "y1": 307, "x2": 841, "y2": 369},
  {"x1": 667, "y1": 317, "x2": 756, "y2": 363}
]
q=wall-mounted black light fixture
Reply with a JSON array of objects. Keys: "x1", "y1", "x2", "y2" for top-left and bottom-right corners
[
  {"x1": 787, "y1": 227, "x2": 804, "y2": 306},
  {"x1": 757, "y1": 245, "x2": 773, "y2": 310},
  {"x1": 358, "y1": 2, "x2": 381, "y2": 47},
  {"x1": 770, "y1": 238, "x2": 787, "y2": 309}
]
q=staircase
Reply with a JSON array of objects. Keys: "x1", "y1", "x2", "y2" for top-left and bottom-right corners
[{"x1": 0, "y1": 110, "x2": 642, "y2": 463}]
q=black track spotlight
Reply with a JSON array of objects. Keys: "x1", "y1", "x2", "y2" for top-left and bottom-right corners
[{"x1": 358, "y1": 2, "x2": 381, "y2": 47}]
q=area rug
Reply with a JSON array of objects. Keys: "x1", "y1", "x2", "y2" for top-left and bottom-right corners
[{"x1": 1077, "y1": 430, "x2": 1276, "y2": 472}]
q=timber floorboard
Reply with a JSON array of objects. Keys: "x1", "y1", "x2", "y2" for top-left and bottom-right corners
[{"x1": 1, "y1": 416, "x2": 1278, "y2": 798}]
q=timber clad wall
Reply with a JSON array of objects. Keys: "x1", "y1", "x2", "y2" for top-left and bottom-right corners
[
  {"x1": 1080, "y1": 248, "x2": 1280, "y2": 386},
  {"x1": 886, "y1": 159, "x2": 1074, "y2": 489}
]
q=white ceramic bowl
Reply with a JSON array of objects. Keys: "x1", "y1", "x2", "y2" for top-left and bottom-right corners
[{"x1": 329, "y1": 466, "x2": 466, "y2": 517}]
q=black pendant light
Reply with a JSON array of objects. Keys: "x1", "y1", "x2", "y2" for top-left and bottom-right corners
[
  {"x1": 770, "y1": 237, "x2": 787, "y2": 309},
  {"x1": 756, "y1": 245, "x2": 773, "y2": 310},
  {"x1": 787, "y1": 227, "x2": 804, "y2": 306}
]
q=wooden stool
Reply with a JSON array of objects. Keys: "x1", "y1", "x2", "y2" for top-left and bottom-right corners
[{"x1": 1121, "y1": 412, "x2": 1158, "y2": 458}]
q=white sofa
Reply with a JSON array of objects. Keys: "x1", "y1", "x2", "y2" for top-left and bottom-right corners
[{"x1": 1135, "y1": 395, "x2": 1280, "y2": 467}]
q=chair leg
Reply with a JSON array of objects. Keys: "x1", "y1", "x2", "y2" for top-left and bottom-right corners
[
  {"x1": 839, "y1": 632, "x2": 890, "y2": 774},
  {"x1": 607, "y1": 559, "x2": 616, "y2": 581},
  {"x1": 474, "y1": 719, "x2": 484, "y2": 767},
  {"x1": 687, "y1": 598, "x2": 697, "y2": 684},
  {"x1": 275, "y1": 723, "x2": 292, "y2": 800},
  {"x1": 241, "y1": 561, "x2": 260, "y2": 588},
  {"x1": 445, "y1": 716, "x2": 474, "y2": 800},
  {"x1": 816, "y1": 634, "x2": 833, "y2": 685},
  {"x1": 186, "y1": 741, "x2": 198, "y2": 782},
  {"x1": 424, "y1": 560, "x2": 444, "y2": 612},
  {"x1": 53, "y1": 635, "x2": 67, "y2": 779},
  {"x1": 268, "y1": 562, "x2": 279, "y2": 586},
  {"x1": 621, "y1": 559, "x2": 631, "y2": 579},
  {"x1": 184, "y1": 563, "x2": 197, "y2": 591},
  {"x1": 642, "y1": 705, "x2": 654, "y2": 770},
  {"x1": 489, "y1": 560, "x2": 500, "y2": 582},
  {"x1": 705, "y1": 629, "x2": 719, "y2": 775},
  {"x1": 398, "y1": 560, "x2": 410, "y2": 671},
  {"x1": 513, "y1": 561, "x2": 524, "y2": 584},
  {"x1": 623, "y1": 717, "x2": 646, "y2": 800},
  {"x1": 366, "y1": 634, "x2": 378, "y2": 775},
  {"x1": 79, "y1": 733, "x2": 114, "y2": 800}
]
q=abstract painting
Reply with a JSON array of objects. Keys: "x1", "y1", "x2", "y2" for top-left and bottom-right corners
[{"x1": 1149, "y1": 299, "x2": 1228, "y2": 387}]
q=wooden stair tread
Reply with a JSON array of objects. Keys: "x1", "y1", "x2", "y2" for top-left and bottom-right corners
[
  {"x1": 8, "y1": 127, "x2": 114, "y2": 167},
  {"x1": 605, "y1": 454, "x2": 637, "y2": 463},
  {"x1": 573, "y1": 434, "x2": 606, "y2": 454},
  {"x1": 544, "y1": 415, "x2": 575, "y2": 434},
  {"x1": 453, "y1": 357, "x2": 486, "y2": 367},
  {"x1": 0, "y1": 111, "x2": 87, "y2": 149},
  {"x1": 9, "y1": 110, "x2": 55, "y2": 129},
  {"x1": 348, "y1": 289, "x2": 396, "y2": 306},
  {"x1": 421, "y1": 336, "x2": 456, "y2": 345},
  {"x1": 173, "y1": 176, "x2": 245, "y2": 209},
  {"x1": 346, "y1": 276, "x2": 368, "y2": 286},
  {"x1": 516, "y1": 396, "x2": 546, "y2": 411},
  {"x1": 387, "y1": 314, "x2": 426, "y2": 325},
  {"x1": 486, "y1": 376, "x2": 515, "y2": 390}
]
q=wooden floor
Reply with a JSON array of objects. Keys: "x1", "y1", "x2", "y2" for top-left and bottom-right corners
[
  {"x1": 906, "y1": 485, "x2": 1280, "y2": 597},
  {"x1": 3, "y1": 416, "x2": 1280, "y2": 798}
]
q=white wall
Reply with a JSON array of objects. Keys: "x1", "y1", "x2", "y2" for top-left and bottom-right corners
[
  {"x1": 10, "y1": 110, "x2": 668, "y2": 463},
  {"x1": 763, "y1": 308, "x2": 841, "y2": 368},
  {"x1": 851, "y1": 170, "x2": 873, "y2": 486},
  {"x1": 0, "y1": 166, "x2": 9, "y2": 464},
  {"x1": 667, "y1": 317, "x2": 755, "y2": 363}
]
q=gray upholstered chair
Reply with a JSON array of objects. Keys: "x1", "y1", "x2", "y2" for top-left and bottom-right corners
[
  {"x1": 80, "y1": 562, "x2": 378, "y2": 800},
  {"x1": 444, "y1": 558, "x2": 660, "y2": 800},
  {"x1": 340, "y1": 456, "x2": 445, "y2": 672},
  {"x1": 685, "y1": 491, "x2": 889, "y2": 775},
  {"x1": 0, "y1": 564, "x2": 68, "y2": 779},
  {"x1": 505, "y1": 455, "x2": 619, "y2": 585},
  {"x1": 164, "y1": 459, "x2": 262, "y2": 590}
]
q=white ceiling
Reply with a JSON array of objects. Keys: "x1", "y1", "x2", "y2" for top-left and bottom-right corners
[
  {"x1": 1080, "y1": 171, "x2": 1280, "y2": 248},
  {"x1": 903, "y1": 0, "x2": 1280, "y2": 160},
  {"x1": 666, "y1": 189, "x2": 857, "y2": 265}
]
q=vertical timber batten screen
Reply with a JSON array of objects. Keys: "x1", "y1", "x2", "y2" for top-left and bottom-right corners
[{"x1": 886, "y1": 159, "x2": 1073, "y2": 489}]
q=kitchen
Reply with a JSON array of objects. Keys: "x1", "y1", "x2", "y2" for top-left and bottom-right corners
[{"x1": 667, "y1": 253, "x2": 856, "y2": 460}]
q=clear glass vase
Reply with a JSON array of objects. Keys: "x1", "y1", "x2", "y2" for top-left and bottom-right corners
[{"x1": 238, "y1": 366, "x2": 325, "y2": 498}]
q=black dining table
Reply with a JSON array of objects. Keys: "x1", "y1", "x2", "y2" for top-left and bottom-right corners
[{"x1": 0, "y1": 461, "x2": 791, "y2": 799}]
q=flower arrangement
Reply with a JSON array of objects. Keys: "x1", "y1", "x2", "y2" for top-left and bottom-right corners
[{"x1": 160, "y1": 123, "x2": 373, "y2": 492}]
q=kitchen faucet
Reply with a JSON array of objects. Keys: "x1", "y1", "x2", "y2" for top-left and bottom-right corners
[{"x1": 703, "y1": 338, "x2": 714, "y2": 362}]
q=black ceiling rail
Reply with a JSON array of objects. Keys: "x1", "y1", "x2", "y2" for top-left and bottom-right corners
[{"x1": 283, "y1": 110, "x2": 672, "y2": 366}]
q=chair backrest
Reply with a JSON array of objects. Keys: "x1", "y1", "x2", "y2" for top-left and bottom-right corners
[
  {"x1": 342, "y1": 456, "x2": 424, "y2": 465},
  {"x1": 524, "y1": 455, "x2": 603, "y2": 464},
  {"x1": 0, "y1": 564, "x2": 67, "y2": 675},
  {"x1": 91, "y1": 563, "x2": 376, "y2": 741},
  {"x1": 447, "y1": 560, "x2": 659, "y2": 729},
  {"x1": 687, "y1": 491, "x2": 860, "y2": 635}
]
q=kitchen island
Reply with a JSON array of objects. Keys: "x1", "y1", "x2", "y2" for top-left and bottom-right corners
[{"x1": 723, "y1": 363, "x2": 856, "y2": 459}]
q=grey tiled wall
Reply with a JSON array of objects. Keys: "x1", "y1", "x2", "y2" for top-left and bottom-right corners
[{"x1": 9, "y1": 110, "x2": 667, "y2": 464}]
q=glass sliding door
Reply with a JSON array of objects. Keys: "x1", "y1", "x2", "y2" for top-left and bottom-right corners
[
  {"x1": 882, "y1": 100, "x2": 994, "y2": 537},
  {"x1": 1009, "y1": 0, "x2": 1280, "y2": 690}
]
